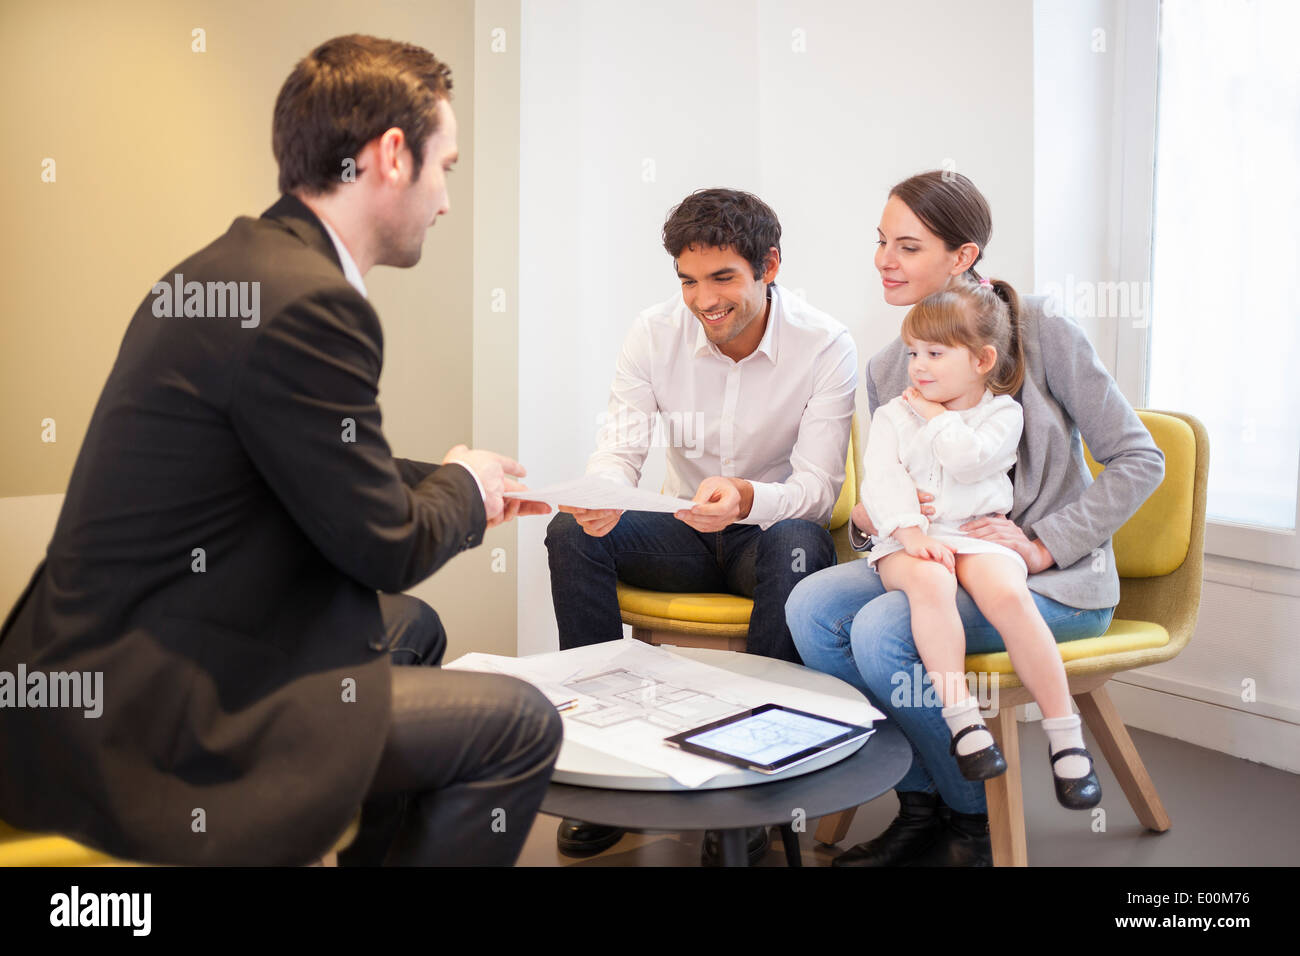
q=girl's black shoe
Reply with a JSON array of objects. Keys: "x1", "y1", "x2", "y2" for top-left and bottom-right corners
[
  {"x1": 1050, "y1": 746, "x2": 1102, "y2": 809},
  {"x1": 950, "y1": 724, "x2": 1007, "y2": 781}
]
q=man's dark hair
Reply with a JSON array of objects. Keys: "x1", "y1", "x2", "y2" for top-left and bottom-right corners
[
  {"x1": 662, "y1": 188, "x2": 782, "y2": 281},
  {"x1": 272, "y1": 34, "x2": 454, "y2": 196}
]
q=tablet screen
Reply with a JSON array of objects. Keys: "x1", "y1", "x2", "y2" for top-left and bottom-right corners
[{"x1": 684, "y1": 707, "x2": 858, "y2": 766}]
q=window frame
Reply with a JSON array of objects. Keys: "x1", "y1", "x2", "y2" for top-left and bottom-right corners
[{"x1": 1113, "y1": 0, "x2": 1300, "y2": 569}]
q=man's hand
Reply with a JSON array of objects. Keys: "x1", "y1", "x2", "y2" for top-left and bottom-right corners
[
  {"x1": 851, "y1": 491, "x2": 936, "y2": 538},
  {"x1": 903, "y1": 386, "x2": 949, "y2": 422},
  {"x1": 959, "y1": 513, "x2": 1055, "y2": 574},
  {"x1": 559, "y1": 505, "x2": 623, "y2": 537},
  {"x1": 894, "y1": 526, "x2": 955, "y2": 572},
  {"x1": 488, "y1": 478, "x2": 552, "y2": 529},
  {"x1": 675, "y1": 476, "x2": 751, "y2": 533},
  {"x1": 442, "y1": 444, "x2": 526, "y2": 524}
]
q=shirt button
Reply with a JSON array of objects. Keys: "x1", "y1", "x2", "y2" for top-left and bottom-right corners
[{"x1": 723, "y1": 458, "x2": 732, "y2": 465}]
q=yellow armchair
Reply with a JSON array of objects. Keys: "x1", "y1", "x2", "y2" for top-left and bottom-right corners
[
  {"x1": 0, "y1": 820, "x2": 136, "y2": 867},
  {"x1": 816, "y1": 410, "x2": 1209, "y2": 865},
  {"x1": 0, "y1": 811, "x2": 361, "y2": 867}
]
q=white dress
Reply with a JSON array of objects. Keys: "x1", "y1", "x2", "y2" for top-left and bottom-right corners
[{"x1": 859, "y1": 388, "x2": 1028, "y2": 574}]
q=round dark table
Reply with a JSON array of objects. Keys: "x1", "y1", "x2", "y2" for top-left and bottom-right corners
[{"x1": 542, "y1": 720, "x2": 910, "y2": 866}]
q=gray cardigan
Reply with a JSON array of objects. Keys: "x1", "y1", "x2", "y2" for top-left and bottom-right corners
[{"x1": 862, "y1": 295, "x2": 1165, "y2": 610}]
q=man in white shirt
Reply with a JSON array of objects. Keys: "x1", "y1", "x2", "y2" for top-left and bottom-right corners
[{"x1": 544, "y1": 188, "x2": 857, "y2": 860}]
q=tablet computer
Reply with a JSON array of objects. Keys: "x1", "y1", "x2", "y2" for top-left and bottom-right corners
[{"x1": 663, "y1": 703, "x2": 874, "y2": 774}]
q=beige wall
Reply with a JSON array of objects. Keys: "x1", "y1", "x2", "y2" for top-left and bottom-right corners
[
  {"x1": 409, "y1": 0, "x2": 521, "y2": 657},
  {"x1": 0, "y1": 0, "x2": 521, "y2": 657}
]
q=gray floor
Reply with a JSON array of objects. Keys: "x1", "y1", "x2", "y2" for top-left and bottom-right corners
[{"x1": 515, "y1": 722, "x2": 1300, "y2": 866}]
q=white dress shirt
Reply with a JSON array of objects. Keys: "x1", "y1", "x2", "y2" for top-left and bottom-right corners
[
  {"x1": 318, "y1": 218, "x2": 368, "y2": 299},
  {"x1": 586, "y1": 284, "x2": 857, "y2": 530},
  {"x1": 859, "y1": 388, "x2": 1026, "y2": 570}
]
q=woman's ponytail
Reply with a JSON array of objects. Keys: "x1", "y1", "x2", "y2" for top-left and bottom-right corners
[
  {"x1": 902, "y1": 276, "x2": 1029, "y2": 398},
  {"x1": 987, "y1": 279, "x2": 1025, "y2": 396}
]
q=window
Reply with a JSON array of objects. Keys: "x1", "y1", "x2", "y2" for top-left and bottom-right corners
[{"x1": 1133, "y1": 0, "x2": 1300, "y2": 566}]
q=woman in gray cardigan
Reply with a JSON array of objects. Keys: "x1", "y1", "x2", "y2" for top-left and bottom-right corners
[{"x1": 785, "y1": 170, "x2": 1164, "y2": 867}]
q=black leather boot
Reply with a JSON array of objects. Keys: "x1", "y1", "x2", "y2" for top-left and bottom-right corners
[
  {"x1": 831, "y1": 791, "x2": 944, "y2": 867},
  {"x1": 904, "y1": 806, "x2": 992, "y2": 867},
  {"x1": 556, "y1": 818, "x2": 625, "y2": 856}
]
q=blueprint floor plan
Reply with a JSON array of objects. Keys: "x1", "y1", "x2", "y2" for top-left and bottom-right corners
[
  {"x1": 564, "y1": 667, "x2": 744, "y2": 731},
  {"x1": 445, "y1": 638, "x2": 884, "y2": 787}
]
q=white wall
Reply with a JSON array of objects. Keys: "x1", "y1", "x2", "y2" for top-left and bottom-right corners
[
  {"x1": 518, "y1": 0, "x2": 1036, "y2": 654},
  {"x1": 516, "y1": 0, "x2": 1298, "y2": 774},
  {"x1": 1032, "y1": 0, "x2": 1117, "y2": 351}
]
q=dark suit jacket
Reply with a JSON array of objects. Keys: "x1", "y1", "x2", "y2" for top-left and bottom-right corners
[{"x1": 0, "y1": 194, "x2": 485, "y2": 865}]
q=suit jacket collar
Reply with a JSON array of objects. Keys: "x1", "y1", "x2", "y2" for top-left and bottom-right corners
[{"x1": 260, "y1": 193, "x2": 344, "y2": 275}]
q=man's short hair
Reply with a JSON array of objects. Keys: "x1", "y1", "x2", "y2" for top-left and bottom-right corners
[
  {"x1": 661, "y1": 188, "x2": 782, "y2": 281},
  {"x1": 272, "y1": 34, "x2": 453, "y2": 197}
]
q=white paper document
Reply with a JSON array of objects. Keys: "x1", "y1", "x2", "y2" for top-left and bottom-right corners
[
  {"x1": 503, "y1": 475, "x2": 695, "y2": 513},
  {"x1": 445, "y1": 639, "x2": 886, "y2": 788}
]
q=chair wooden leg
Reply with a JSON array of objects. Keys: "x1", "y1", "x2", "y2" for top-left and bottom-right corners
[
  {"x1": 984, "y1": 705, "x2": 1027, "y2": 867},
  {"x1": 814, "y1": 809, "x2": 857, "y2": 846},
  {"x1": 1074, "y1": 683, "x2": 1171, "y2": 832}
]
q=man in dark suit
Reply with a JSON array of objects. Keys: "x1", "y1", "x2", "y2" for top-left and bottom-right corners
[{"x1": 0, "y1": 34, "x2": 558, "y2": 866}]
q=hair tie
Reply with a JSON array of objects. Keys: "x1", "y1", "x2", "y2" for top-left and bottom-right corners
[{"x1": 979, "y1": 278, "x2": 992, "y2": 287}]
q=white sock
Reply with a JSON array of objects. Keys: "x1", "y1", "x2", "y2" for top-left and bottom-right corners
[
  {"x1": 942, "y1": 697, "x2": 994, "y2": 756},
  {"x1": 1042, "y1": 714, "x2": 1091, "y2": 778}
]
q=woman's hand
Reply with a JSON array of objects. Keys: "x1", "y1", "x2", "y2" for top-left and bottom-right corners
[
  {"x1": 960, "y1": 514, "x2": 1056, "y2": 574},
  {"x1": 851, "y1": 491, "x2": 936, "y2": 537},
  {"x1": 849, "y1": 502, "x2": 873, "y2": 535}
]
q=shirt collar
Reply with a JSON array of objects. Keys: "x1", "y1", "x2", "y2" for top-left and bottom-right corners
[
  {"x1": 318, "y1": 219, "x2": 367, "y2": 299},
  {"x1": 691, "y1": 284, "x2": 782, "y2": 364}
]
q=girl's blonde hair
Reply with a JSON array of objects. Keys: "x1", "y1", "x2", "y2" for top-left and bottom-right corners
[{"x1": 902, "y1": 278, "x2": 1026, "y2": 396}]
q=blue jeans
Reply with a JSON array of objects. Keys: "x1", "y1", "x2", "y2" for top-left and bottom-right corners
[
  {"x1": 785, "y1": 559, "x2": 1114, "y2": 814},
  {"x1": 546, "y1": 510, "x2": 836, "y2": 663}
]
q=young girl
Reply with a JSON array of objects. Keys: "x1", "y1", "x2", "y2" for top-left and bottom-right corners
[{"x1": 855, "y1": 277, "x2": 1101, "y2": 810}]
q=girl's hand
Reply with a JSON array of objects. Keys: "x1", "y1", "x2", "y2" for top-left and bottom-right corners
[
  {"x1": 903, "y1": 386, "x2": 949, "y2": 422},
  {"x1": 902, "y1": 533, "x2": 956, "y2": 572},
  {"x1": 959, "y1": 513, "x2": 1056, "y2": 574}
]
